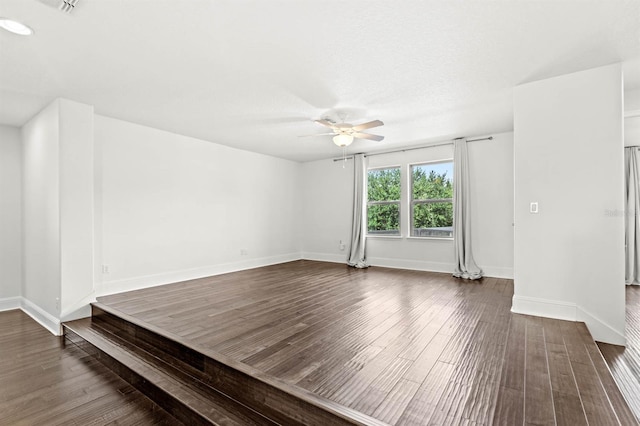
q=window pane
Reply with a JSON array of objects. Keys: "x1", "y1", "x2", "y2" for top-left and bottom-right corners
[
  {"x1": 368, "y1": 203, "x2": 400, "y2": 235},
  {"x1": 412, "y1": 163, "x2": 453, "y2": 201},
  {"x1": 412, "y1": 202, "x2": 453, "y2": 237},
  {"x1": 368, "y1": 168, "x2": 401, "y2": 202}
]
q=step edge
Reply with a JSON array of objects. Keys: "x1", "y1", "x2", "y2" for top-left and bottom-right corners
[
  {"x1": 83, "y1": 318, "x2": 277, "y2": 425},
  {"x1": 63, "y1": 321, "x2": 271, "y2": 426},
  {"x1": 90, "y1": 302, "x2": 390, "y2": 426}
]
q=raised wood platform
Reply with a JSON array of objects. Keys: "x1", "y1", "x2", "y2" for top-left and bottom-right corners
[
  {"x1": 64, "y1": 303, "x2": 381, "y2": 425},
  {"x1": 65, "y1": 260, "x2": 638, "y2": 425}
]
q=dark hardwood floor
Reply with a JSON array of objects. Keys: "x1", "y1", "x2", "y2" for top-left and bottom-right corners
[
  {"x1": 96, "y1": 260, "x2": 637, "y2": 425},
  {"x1": 0, "y1": 309, "x2": 180, "y2": 425},
  {"x1": 598, "y1": 285, "x2": 640, "y2": 422}
]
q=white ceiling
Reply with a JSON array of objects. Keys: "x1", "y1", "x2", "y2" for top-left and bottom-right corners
[{"x1": 1, "y1": 0, "x2": 639, "y2": 162}]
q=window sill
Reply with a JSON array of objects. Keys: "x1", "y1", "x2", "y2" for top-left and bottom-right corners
[
  {"x1": 406, "y1": 236, "x2": 454, "y2": 241},
  {"x1": 366, "y1": 235, "x2": 454, "y2": 241},
  {"x1": 366, "y1": 235, "x2": 402, "y2": 239}
]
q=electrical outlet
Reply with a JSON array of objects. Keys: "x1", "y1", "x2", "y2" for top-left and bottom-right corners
[
  {"x1": 240, "y1": 249, "x2": 248, "y2": 256},
  {"x1": 339, "y1": 240, "x2": 345, "y2": 251},
  {"x1": 530, "y1": 202, "x2": 539, "y2": 214},
  {"x1": 102, "y1": 265, "x2": 109, "y2": 274},
  {"x1": 55, "y1": 297, "x2": 60, "y2": 312}
]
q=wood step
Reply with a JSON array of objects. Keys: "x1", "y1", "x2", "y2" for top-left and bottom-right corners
[
  {"x1": 65, "y1": 302, "x2": 388, "y2": 426},
  {"x1": 63, "y1": 318, "x2": 274, "y2": 425}
]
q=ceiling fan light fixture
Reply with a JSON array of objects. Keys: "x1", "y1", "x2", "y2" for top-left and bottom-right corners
[
  {"x1": 0, "y1": 18, "x2": 34, "y2": 35},
  {"x1": 333, "y1": 134, "x2": 354, "y2": 147}
]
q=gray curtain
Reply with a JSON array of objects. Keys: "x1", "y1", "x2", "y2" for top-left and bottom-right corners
[
  {"x1": 625, "y1": 147, "x2": 640, "y2": 285},
  {"x1": 347, "y1": 154, "x2": 369, "y2": 268},
  {"x1": 453, "y1": 139, "x2": 483, "y2": 280}
]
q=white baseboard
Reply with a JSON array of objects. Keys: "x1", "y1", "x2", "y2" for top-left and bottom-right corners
[
  {"x1": 20, "y1": 298, "x2": 62, "y2": 336},
  {"x1": 303, "y1": 252, "x2": 513, "y2": 279},
  {"x1": 511, "y1": 295, "x2": 577, "y2": 321},
  {"x1": 481, "y1": 266, "x2": 514, "y2": 279},
  {"x1": 367, "y1": 257, "x2": 454, "y2": 274},
  {"x1": 577, "y1": 306, "x2": 626, "y2": 346},
  {"x1": 302, "y1": 252, "x2": 348, "y2": 264},
  {"x1": 511, "y1": 295, "x2": 627, "y2": 346},
  {"x1": 0, "y1": 296, "x2": 21, "y2": 312},
  {"x1": 97, "y1": 253, "x2": 302, "y2": 297},
  {"x1": 2, "y1": 297, "x2": 63, "y2": 336}
]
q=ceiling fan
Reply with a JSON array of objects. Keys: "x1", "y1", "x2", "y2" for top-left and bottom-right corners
[{"x1": 312, "y1": 118, "x2": 385, "y2": 147}]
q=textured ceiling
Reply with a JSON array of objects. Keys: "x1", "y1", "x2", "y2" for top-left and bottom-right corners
[{"x1": 1, "y1": 0, "x2": 639, "y2": 162}]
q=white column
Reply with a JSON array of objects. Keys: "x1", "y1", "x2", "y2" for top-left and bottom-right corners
[{"x1": 513, "y1": 64, "x2": 626, "y2": 345}]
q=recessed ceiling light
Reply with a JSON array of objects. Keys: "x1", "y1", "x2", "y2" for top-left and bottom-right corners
[{"x1": 0, "y1": 18, "x2": 34, "y2": 36}]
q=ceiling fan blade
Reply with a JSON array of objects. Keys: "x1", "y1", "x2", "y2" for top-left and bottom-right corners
[
  {"x1": 352, "y1": 120, "x2": 384, "y2": 132},
  {"x1": 298, "y1": 132, "x2": 336, "y2": 138},
  {"x1": 314, "y1": 119, "x2": 337, "y2": 129},
  {"x1": 354, "y1": 132, "x2": 384, "y2": 142}
]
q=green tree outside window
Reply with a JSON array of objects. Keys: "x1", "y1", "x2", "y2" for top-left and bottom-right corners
[
  {"x1": 411, "y1": 163, "x2": 453, "y2": 237},
  {"x1": 367, "y1": 168, "x2": 400, "y2": 235}
]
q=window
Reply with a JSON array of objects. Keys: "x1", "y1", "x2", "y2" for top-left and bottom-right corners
[
  {"x1": 410, "y1": 161, "x2": 454, "y2": 238},
  {"x1": 367, "y1": 167, "x2": 401, "y2": 236}
]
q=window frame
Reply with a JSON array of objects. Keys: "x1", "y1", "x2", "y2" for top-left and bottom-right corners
[
  {"x1": 409, "y1": 159, "x2": 454, "y2": 240},
  {"x1": 366, "y1": 165, "x2": 402, "y2": 238}
]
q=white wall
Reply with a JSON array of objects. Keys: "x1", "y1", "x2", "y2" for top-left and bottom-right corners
[
  {"x1": 20, "y1": 99, "x2": 96, "y2": 331},
  {"x1": 95, "y1": 115, "x2": 302, "y2": 295},
  {"x1": 513, "y1": 63, "x2": 626, "y2": 345},
  {"x1": 467, "y1": 134, "x2": 514, "y2": 277},
  {"x1": 301, "y1": 132, "x2": 514, "y2": 278},
  {"x1": 0, "y1": 125, "x2": 22, "y2": 308},
  {"x1": 300, "y1": 158, "x2": 354, "y2": 263},
  {"x1": 21, "y1": 101, "x2": 61, "y2": 327},
  {"x1": 59, "y1": 100, "x2": 95, "y2": 320}
]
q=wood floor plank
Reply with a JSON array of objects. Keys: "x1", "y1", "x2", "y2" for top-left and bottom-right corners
[
  {"x1": 403, "y1": 332, "x2": 450, "y2": 384},
  {"x1": 328, "y1": 336, "x2": 413, "y2": 405},
  {"x1": 371, "y1": 378, "x2": 421, "y2": 425},
  {"x1": 552, "y1": 391, "x2": 587, "y2": 426},
  {"x1": 350, "y1": 357, "x2": 413, "y2": 415},
  {"x1": 299, "y1": 344, "x2": 384, "y2": 397},
  {"x1": 461, "y1": 325, "x2": 507, "y2": 424},
  {"x1": 492, "y1": 386, "x2": 524, "y2": 425},
  {"x1": 567, "y1": 355, "x2": 620, "y2": 425},
  {"x1": 523, "y1": 320, "x2": 556, "y2": 425},
  {"x1": 396, "y1": 361, "x2": 456, "y2": 425}
]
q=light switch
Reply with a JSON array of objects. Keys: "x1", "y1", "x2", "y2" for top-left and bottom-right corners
[{"x1": 530, "y1": 202, "x2": 539, "y2": 214}]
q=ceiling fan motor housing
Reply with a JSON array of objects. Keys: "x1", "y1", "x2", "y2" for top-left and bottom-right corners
[{"x1": 313, "y1": 118, "x2": 385, "y2": 143}]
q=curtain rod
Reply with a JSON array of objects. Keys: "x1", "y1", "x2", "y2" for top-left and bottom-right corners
[{"x1": 332, "y1": 136, "x2": 493, "y2": 162}]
